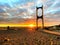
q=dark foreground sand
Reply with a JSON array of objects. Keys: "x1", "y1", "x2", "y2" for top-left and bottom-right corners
[{"x1": 0, "y1": 29, "x2": 60, "y2": 45}]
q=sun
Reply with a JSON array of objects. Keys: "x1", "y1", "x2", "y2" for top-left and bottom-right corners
[
  {"x1": 29, "y1": 24, "x2": 35, "y2": 27},
  {"x1": 27, "y1": 24, "x2": 35, "y2": 31}
]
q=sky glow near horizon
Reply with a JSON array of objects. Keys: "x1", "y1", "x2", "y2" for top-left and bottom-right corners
[{"x1": 0, "y1": 0, "x2": 60, "y2": 25}]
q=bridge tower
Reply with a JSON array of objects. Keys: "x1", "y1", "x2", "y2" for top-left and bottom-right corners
[{"x1": 36, "y1": 5, "x2": 44, "y2": 30}]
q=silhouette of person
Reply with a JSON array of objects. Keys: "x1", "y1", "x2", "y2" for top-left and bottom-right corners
[{"x1": 7, "y1": 26, "x2": 10, "y2": 30}]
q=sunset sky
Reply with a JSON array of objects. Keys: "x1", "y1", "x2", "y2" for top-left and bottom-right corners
[{"x1": 0, "y1": 0, "x2": 60, "y2": 27}]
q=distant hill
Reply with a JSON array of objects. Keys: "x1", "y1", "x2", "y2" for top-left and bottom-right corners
[{"x1": 44, "y1": 24, "x2": 60, "y2": 30}]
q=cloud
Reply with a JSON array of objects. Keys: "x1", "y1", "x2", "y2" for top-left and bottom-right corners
[{"x1": 0, "y1": 0, "x2": 60, "y2": 25}]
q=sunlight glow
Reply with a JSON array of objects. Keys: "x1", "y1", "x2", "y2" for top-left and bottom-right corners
[
  {"x1": 0, "y1": 24, "x2": 36, "y2": 27},
  {"x1": 29, "y1": 24, "x2": 35, "y2": 27}
]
